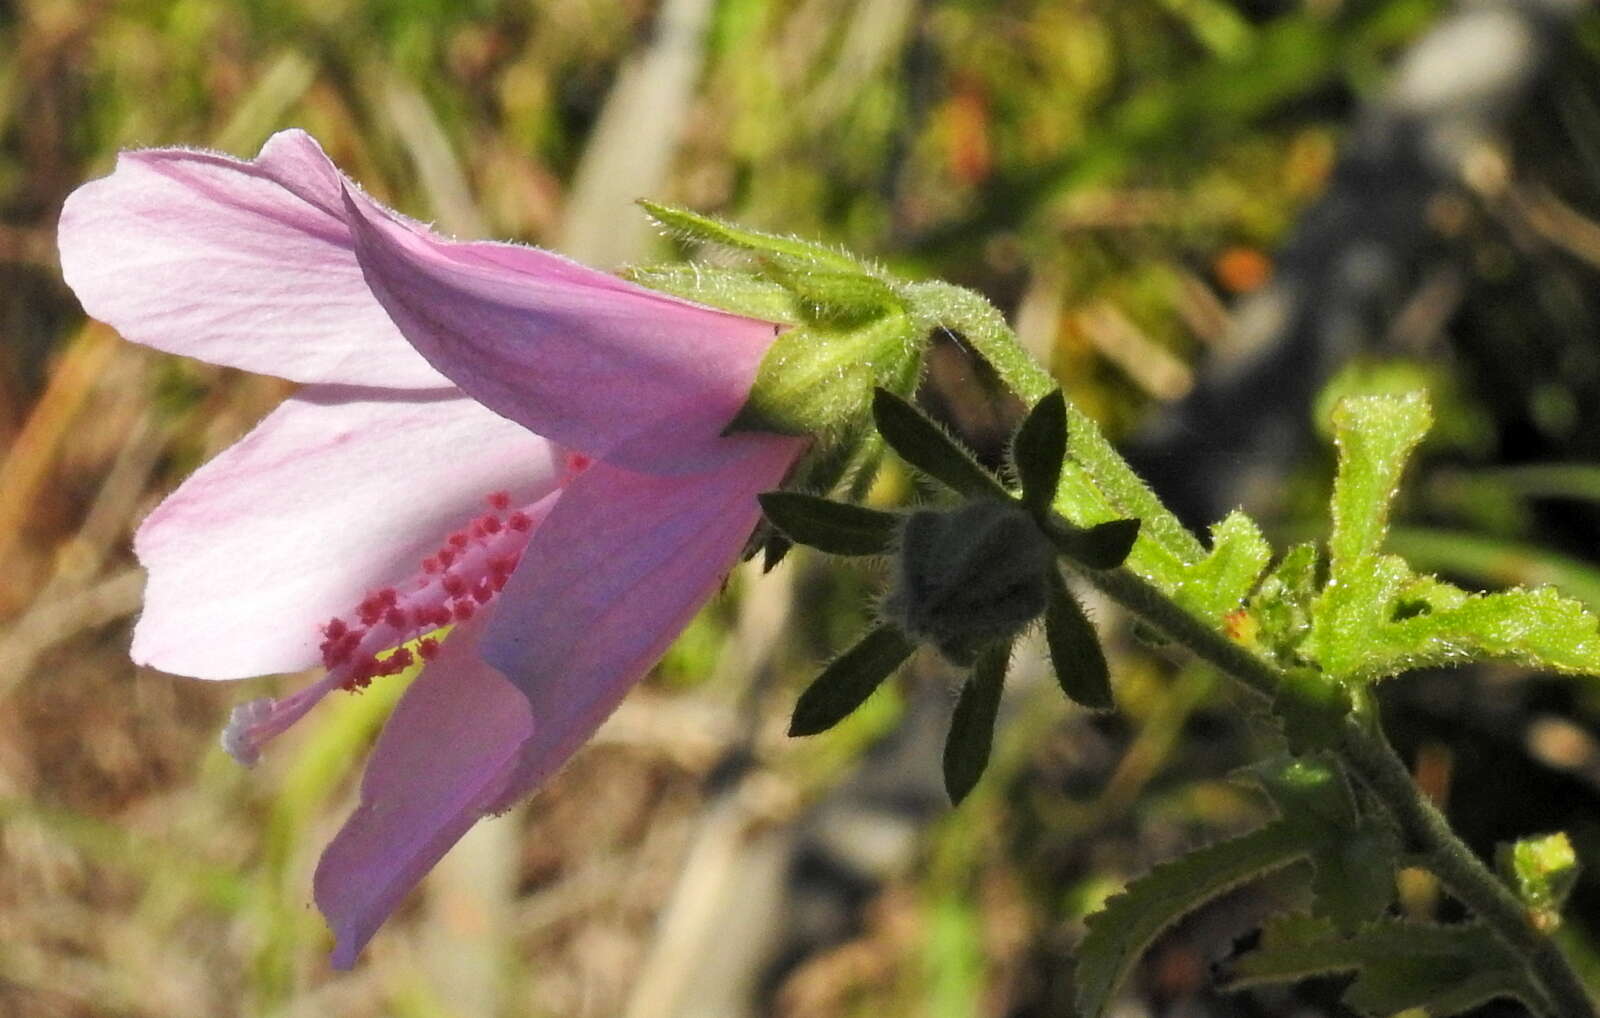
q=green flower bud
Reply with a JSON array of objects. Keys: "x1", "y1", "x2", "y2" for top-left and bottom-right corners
[{"x1": 884, "y1": 500, "x2": 1055, "y2": 665}]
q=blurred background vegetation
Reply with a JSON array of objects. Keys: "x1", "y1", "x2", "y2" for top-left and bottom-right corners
[{"x1": 6, "y1": 0, "x2": 1600, "y2": 1015}]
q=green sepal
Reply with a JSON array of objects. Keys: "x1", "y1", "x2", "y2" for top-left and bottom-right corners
[
  {"x1": 1074, "y1": 820, "x2": 1314, "y2": 1018},
  {"x1": 789, "y1": 625, "x2": 917, "y2": 737},
  {"x1": 761, "y1": 261, "x2": 901, "y2": 327},
  {"x1": 1498, "y1": 831, "x2": 1579, "y2": 931},
  {"x1": 1044, "y1": 570, "x2": 1113, "y2": 710},
  {"x1": 870, "y1": 387, "x2": 1009, "y2": 499},
  {"x1": 621, "y1": 264, "x2": 802, "y2": 325},
  {"x1": 1011, "y1": 389, "x2": 1068, "y2": 518},
  {"x1": 638, "y1": 199, "x2": 862, "y2": 273},
  {"x1": 725, "y1": 314, "x2": 922, "y2": 438},
  {"x1": 942, "y1": 640, "x2": 1011, "y2": 805},
  {"x1": 1225, "y1": 916, "x2": 1548, "y2": 1018},
  {"x1": 758, "y1": 492, "x2": 898, "y2": 556}
]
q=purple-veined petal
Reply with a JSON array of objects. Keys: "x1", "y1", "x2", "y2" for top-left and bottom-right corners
[
  {"x1": 342, "y1": 187, "x2": 785, "y2": 476},
  {"x1": 480, "y1": 433, "x2": 802, "y2": 809},
  {"x1": 58, "y1": 129, "x2": 449, "y2": 388},
  {"x1": 313, "y1": 613, "x2": 532, "y2": 969},
  {"x1": 132, "y1": 388, "x2": 563, "y2": 679}
]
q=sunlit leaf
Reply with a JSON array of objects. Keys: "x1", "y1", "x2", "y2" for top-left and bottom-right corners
[
  {"x1": 1344, "y1": 586, "x2": 1600, "y2": 683},
  {"x1": 1326, "y1": 392, "x2": 1431, "y2": 577},
  {"x1": 1175, "y1": 510, "x2": 1272, "y2": 622}
]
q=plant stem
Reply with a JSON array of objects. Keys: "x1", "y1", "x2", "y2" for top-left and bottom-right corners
[
  {"x1": 1069, "y1": 560, "x2": 1595, "y2": 1018},
  {"x1": 927, "y1": 282, "x2": 1595, "y2": 1015}
]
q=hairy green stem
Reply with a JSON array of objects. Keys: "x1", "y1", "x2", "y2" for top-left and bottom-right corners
[
  {"x1": 1064, "y1": 558, "x2": 1594, "y2": 1018},
  {"x1": 924, "y1": 282, "x2": 1595, "y2": 1016}
]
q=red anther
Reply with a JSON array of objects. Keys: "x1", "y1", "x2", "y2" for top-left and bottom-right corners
[
  {"x1": 422, "y1": 556, "x2": 441, "y2": 574},
  {"x1": 357, "y1": 599, "x2": 383, "y2": 627},
  {"x1": 480, "y1": 513, "x2": 502, "y2": 535},
  {"x1": 436, "y1": 547, "x2": 456, "y2": 568},
  {"x1": 452, "y1": 600, "x2": 476, "y2": 621},
  {"x1": 383, "y1": 648, "x2": 414, "y2": 675},
  {"x1": 472, "y1": 579, "x2": 494, "y2": 604},
  {"x1": 568, "y1": 453, "x2": 591, "y2": 472},
  {"x1": 442, "y1": 573, "x2": 466, "y2": 597},
  {"x1": 489, "y1": 555, "x2": 513, "y2": 577},
  {"x1": 488, "y1": 491, "x2": 511, "y2": 511},
  {"x1": 469, "y1": 520, "x2": 486, "y2": 539},
  {"x1": 449, "y1": 532, "x2": 469, "y2": 549},
  {"x1": 508, "y1": 511, "x2": 532, "y2": 532},
  {"x1": 378, "y1": 588, "x2": 398, "y2": 607},
  {"x1": 418, "y1": 638, "x2": 440, "y2": 661},
  {"x1": 492, "y1": 571, "x2": 509, "y2": 591},
  {"x1": 324, "y1": 618, "x2": 348, "y2": 639},
  {"x1": 384, "y1": 607, "x2": 406, "y2": 630}
]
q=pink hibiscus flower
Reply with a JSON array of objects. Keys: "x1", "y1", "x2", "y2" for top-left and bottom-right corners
[{"x1": 57, "y1": 129, "x2": 804, "y2": 967}]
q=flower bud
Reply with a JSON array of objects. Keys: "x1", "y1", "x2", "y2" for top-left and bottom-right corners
[{"x1": 884, "y1": 500, "x2": 1055, "y2": 665}]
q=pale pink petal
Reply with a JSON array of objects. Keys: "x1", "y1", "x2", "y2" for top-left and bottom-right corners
[
  {"x1": 132, "y1": 389, "x2": 563, "y2": 679},
  {"x1": 313, "y1": 613, "x2": 532, "y2": 969},
  {"x1": 480, "y1": 434, "x2": 802, "y2": 808},
  {"x1": 58, "y1": 129, "x2": 449, "y2": 388},
  {"x1": 342, "y1": 188, "x2": 785, "y2": 475}
]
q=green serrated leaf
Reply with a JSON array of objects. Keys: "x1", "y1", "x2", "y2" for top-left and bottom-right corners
[
  {"x1": 726, "y1": 315, "x2": 921, "y2": 438},
  {"x1": 1075, "y1": 821, "x2": 1313, "y2": 1018},
  {"x1": 1338, "y1": 585, "x2": 1600, "y2": 683},
  {"x1": 943, "y1": 641, "x2": 1011, "y2": 804},
  {"x1": 1307, "y1": 553, "x2": 1412, "y2": 680},
  {"x1": 1174, "y1": 510, "x2": 1272, "y2": 622},
  {"x1": 1228, "y1": 917, "x2": 1548, "y2": 1018},
  {"x1": 871, "y1": 388, "x2": 1009, "y2": 499},
  {"x1": 621, "y1": 264, "x2": 802, "y2": 325},
  {"x1": 758, "y1": 492, "x2": 898, "y2": 556},
  {"x1": 638, "y1": 199, "x2": 863, "y2": 273},
  {"x1": 1250, "y1": 543, "x2": 1319, "y2": 664},
  {"x1": 1012, "y1": 389, "x2": 1068, "y2": 517},
  {"x1": 1044, "y1": 571, "x2": 1113, "y2": 710},
  {"x1": 1327, "y1": 392, "x2": 1432, "y2": 576},
  {"x1": 790, "y1": 625, "x2": 917, "y2": 737},
  {"x1": 1500, "y1": 832, "x2": 1580, "y2": 930}
]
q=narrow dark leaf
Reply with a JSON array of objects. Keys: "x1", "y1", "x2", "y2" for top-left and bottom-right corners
[
  {"x1": 1012, "y1": 389, "x2": 1068, "y2": 516},
  {"x1": 1047, "y1": 517, "x2": 1141, "y2": 570},
  {"x1": 759, "y1": 492, "x2": 898, "y2": 556},
  {"x1": 871, "y1": 388, "x2": 1008, "y2": 498},
  {"x1": 789, "y1": 626, "x2": 916, "y2": 736},
  {"x1": 1045, "y1": 572, "x2": 1113, "y2": 709},
  {"x1": 762, "y1": 532, "x2": 792, "y2": 573},
  {"x1": 943, "y1": 641, "x2": 1011, "y2": 804}
]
